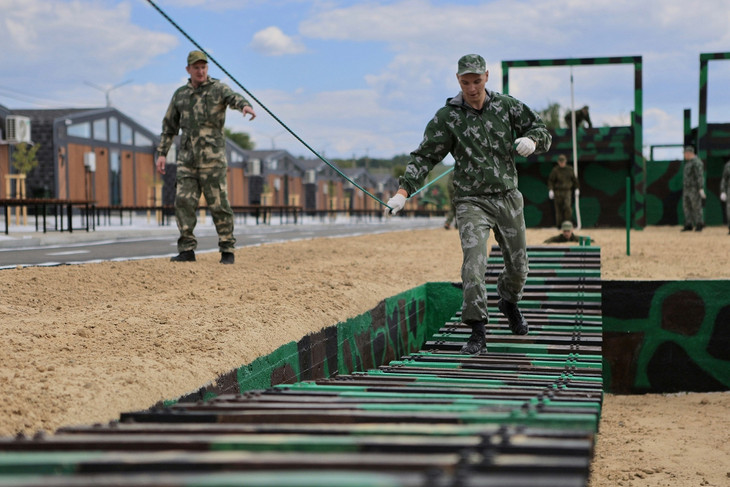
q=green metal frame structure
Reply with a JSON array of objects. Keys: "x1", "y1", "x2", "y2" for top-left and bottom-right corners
[
  {"x1": 697, "y1": 52, "x2": 730, "y2": 161},
  {"x1": 501, "y1": 56, "x2": 644, "y2": 227}
]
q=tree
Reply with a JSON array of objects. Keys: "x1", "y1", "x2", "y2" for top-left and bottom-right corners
[
  {"x1": 224, "y1": 129, "x2": 254, "y2": 150},
  {"x1": 11, "y1": 142, "x2": 40, "y2": 175},
  {"x1": 537, "y1": 102, "x2": 563, "y2": 130}
]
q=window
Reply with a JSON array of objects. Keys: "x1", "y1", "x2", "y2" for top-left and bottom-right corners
[
  {"x1": 110, "y1": 149, "x2": 121, "y2": 205},
  {"x1": 230, "y1": 150, "x2": 244, "y2": 163},
  {"x1": 134, "y1": 131, "x2": 152, "y2": 147},
  {"x1": 120, "y1": 123, "x2": 133, "y2": 145},
  {"x1": 108, "y1": 117, "x2": 119, "y2": 143},
  {"x1": 67, "y1": 122, "x2": 91, "y2": 138},
  {"x1": 92, "y1": 118, "x2": 107, "y2": 141}
]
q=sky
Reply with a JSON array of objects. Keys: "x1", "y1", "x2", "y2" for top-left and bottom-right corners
[{"x1": 1, "y1": 0, "x2": 729, "y2": 162}]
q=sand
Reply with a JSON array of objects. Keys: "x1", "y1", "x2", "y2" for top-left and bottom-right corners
[{"x1": 1, "y1": 224, "x2": 729, "y2": 486}]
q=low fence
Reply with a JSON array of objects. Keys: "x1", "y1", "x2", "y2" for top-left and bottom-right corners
[{"x1": 1, "y1": 199, "x2": 447, "y2": 235}]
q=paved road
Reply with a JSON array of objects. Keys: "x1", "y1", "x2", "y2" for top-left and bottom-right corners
[{"x1": 0, "y1": 218, "x2": 443, "y2": 269}]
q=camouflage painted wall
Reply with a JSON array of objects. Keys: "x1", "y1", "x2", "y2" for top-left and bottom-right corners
[
  {"x1": 602, "y1": 280, "x2": 730, "y2": 394},
  {"x1": 519, "y1": 126, "x2": 634, "y2": 228},
  {"x1": 161, "y1": 282, "x2": 463, "y2": 406},
  {"x1": 520, "y1": 122, "x2": 730, "y2": 228}
]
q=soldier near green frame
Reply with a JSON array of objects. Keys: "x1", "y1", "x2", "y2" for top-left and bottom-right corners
[
  {"x1": 156, "y1": 50, "x2": 257, "y2": 264},
  {"x1": 680, "y1": 145, "x2": 705, "y2": 232},
  {"x1": 720, "y1": 159, "x2": 730, "y2": 234},
  {"x1": 547, "y1": 154, "x2": 579, "y2": 229},
  {"x1": 543, "y1": 220, "x2": 596, "y2": 244},
  {"x1": 564, "y1": 105, "x2": 592, "y2": 130},
  {"x1": 384, "y1": 54, "x2": 552, "y2": 355}
]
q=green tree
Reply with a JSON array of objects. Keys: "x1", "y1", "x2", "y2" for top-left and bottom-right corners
[
  {"x1": 224, "y1": 129, "x2": 254, "y2": 150},
  {"x1": 537, "y1": 102, "x2": 562, "y2": 130},
  {"x1": 11, "y1": 142, "x2": 40, "y2": 175}
]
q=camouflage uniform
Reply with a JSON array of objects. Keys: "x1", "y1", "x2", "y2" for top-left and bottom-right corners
[
  {"x1": 399, "y1": 89, "x2": 551, "y2": 325},
  {"x1": 444, "y1": 172, "x2": 456, "y2": 228},
  {"x1": 682, "y1": 154, "x2": 705, "y2": 229},
  {"x1": 543, "y1": 233, "x2": 580, "y2": 243},
  {"x1": 547, "y1": 164, "x2": 579, "y2": 228},
  {"x1": 721, "y1": 160, "x2": 730, "y2": 230},
  {"x1": 157, "y1": 76, "x2": 251, "y2": 253}
]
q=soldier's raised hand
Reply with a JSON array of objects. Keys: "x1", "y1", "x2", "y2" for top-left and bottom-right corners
[{"x1": 514, "y1": 137, "x2": 536, "y2": 157}]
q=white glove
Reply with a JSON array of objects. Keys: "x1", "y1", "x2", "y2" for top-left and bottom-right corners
[
  {"x1": 575, "y1": 189, "x2": 580, "y2": 197},
  {"x1": 721, "y1": 192, "x2": 727, "y2": 202},
  {"x1": 515, "y1": 137, "x2": 536, "y2": 157},
  {"x1": 699, "y1": 189, "x2": 706, "y2": 199},
  {"x1": 385, "y1": 193, "x2": 407, "y2": 216},
  {"x1": 548, "y1": 190, "x2": 554, "y2": 200}
]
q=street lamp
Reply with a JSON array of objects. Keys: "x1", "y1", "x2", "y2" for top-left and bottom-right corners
[{"x1": 84, "y1": 79, "x2": 133, "y2": 107}]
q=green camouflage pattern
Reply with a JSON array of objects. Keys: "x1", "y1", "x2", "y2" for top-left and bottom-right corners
[
  {"x1": 456, "y1": 191, "x2": 528, "y2": 325},
  {"x1": 400, "y1": 89, "x2": 549, "y2": 327},
  {"x1": 547, "y1": 164, "x2": 579, "y2": 227},
  {"x1": 175, "y1": 164, "x2": 235, "y2": 252},
  {"x1": 518, "y1": 127, "x2": 633, "y2": 228},
  {"x1": 457, "y1": 54, "x2": 487, "y2": 75},
  {"x1": 157, "y1": 77, "x2": 250, "y2": 163},
  {"x1": 683, "y1": 155, "x2": 705, "y2": 227},
  {"x1": 157, "y1": 76, "x2": 251, "y2": 253},
  {"x1": 399, "y1": 89, "x2": 551, "y2": 198}
]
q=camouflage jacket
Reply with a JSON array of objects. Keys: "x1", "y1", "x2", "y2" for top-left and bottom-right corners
[
  {"x1": 548, "y1": 164, "x2": 579, "y2": 192},
  {"x1": 543, "y1": 233, "x2": 580, "y2": 243},
  {"x1": 682, "y1": 156, "x2": 704, "y2": 192},
  {"x1": 399, "y1": 89, "x2": 551, "y2": 198},
  {"x1": 156, "y1": 76, "x2": 251, "y2": 165}
]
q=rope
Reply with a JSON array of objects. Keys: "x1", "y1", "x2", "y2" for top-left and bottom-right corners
[
  {"x1": 145, "y1": 0, "x2": 388, "y2": 207},
  {"x1": 407, "y1": 166, "x2": 454, "y2": 200}
]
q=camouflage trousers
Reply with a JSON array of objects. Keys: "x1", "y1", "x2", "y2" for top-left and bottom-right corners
[
  {"x1": 682, "y1": 188, "x2": 704, "y2": 227},
  {"x1": 455, "y1": 190, "x2": 529, "y2": 325},
  {"x1": 553, "y1": 190, "x2": 573, "y2": 228},
  {"x1": 175, "y1": 162, "x2": 235, "y2": 253}
]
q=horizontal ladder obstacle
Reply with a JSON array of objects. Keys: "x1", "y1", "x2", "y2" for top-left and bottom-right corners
[{"x1": 0, "y1": 245, "x2": 603, "y2": 487}]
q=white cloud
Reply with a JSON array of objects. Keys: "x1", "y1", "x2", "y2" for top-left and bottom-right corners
[
  {"x1": 250, "y1": 26, "x2": 306, "y2": 56},
  {"x1": 0, "y1": 0, "x2": 177, "y2": 90}
]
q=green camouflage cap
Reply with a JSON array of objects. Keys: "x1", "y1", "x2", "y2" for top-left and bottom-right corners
[
  {"x1": 561, "y1": 221, "x2": 574, "y2": 231},
  {"x1": 457, "y1": 54, "x2": 486, "y2": 75},
  {"x1": 187, "y1": 50, "x2": 208, "y2": 65}
]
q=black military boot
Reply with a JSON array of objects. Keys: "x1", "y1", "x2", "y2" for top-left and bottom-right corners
[
  {"x1": 681, "y1": 225, "x2": 693, "y2": 232},
  {"x1": 694, "y1": 223, "x2": 704, "y2": 232},
  {"x1": 170, "y1": 250, "x2": 195, "y2": 262},
  {"x1": 498, "y1": 298, "x2": 529, "y2": 335},
  {"x1": 460, "y1": 322, "x2": 486, "y2": 355},
  {"x1": 220, "y1": 252, "x2": 235, "y2": 264}
]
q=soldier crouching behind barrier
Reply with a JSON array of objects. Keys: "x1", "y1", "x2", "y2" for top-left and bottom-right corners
[
  {"x1": 385, "y1": 54, "x2": 552, "y2": 355},
  {"x1": 156, "y1": 50, "x2": 257, "y2": 264}
]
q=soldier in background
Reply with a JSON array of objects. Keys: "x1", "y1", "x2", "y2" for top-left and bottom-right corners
[
  {"x1": 156, "y1": 50, "x2": 256, "y2": 264},
  {"x1": 544, "y1": 221, "x2": 581, "y2": 243},
  {"x1": 385, "y1": 54, "x2": 551, "y2": 355},
  {"x1": 564, "y1": 105, "x2": 592, "y2": 130},
  {"x1": 680, "y1": 145, "x2": 705, "y2": 232},
  {"x1": 720, "y1": 159, "x2": 730, "y2": 234},
  {"x1": 547, "y1": 154, "x2": 579, "y2": 229}
]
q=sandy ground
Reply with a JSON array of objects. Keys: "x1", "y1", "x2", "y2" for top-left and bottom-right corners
[{"x1": 1, "y1": 224, "x2": 729, "y2": 486}]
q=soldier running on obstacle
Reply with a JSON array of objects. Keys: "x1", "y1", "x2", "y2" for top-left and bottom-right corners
[{"x1": 385, "y1": 54, "x2": 552, "y2": 355}]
